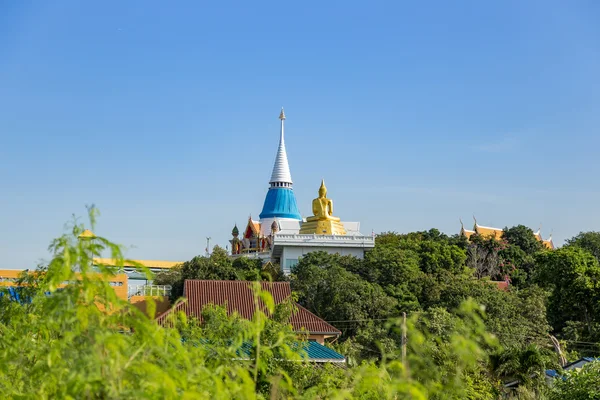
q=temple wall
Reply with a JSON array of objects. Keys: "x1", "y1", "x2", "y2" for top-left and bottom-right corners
[
  {"x1": 280, "y1": 247, "x2": 366, "y2": 274},
  {"x1": 130, "y1": 295, "x2": 171, "y2": 317}
]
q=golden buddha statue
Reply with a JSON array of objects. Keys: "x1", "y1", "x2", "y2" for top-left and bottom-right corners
[
  {"x1": 300, "y1": 180, "x2": 346, "y2": 235},
  {"x1": 307, "y1": 180, "x2": 340, "y2": 222}
]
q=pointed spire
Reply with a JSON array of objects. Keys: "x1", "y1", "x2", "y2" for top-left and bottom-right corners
[{"x1": 269, "y1": 108, "x2": 293, "y2": 185}]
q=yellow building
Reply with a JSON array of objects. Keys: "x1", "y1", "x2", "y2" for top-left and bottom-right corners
[
  {"x1": 460, "y1": 218, "x2": 554, "y2": 249},
  {"x1": 0, "y1": 269, "x2": 129, "y2": 300},
  {"x1": 0, "y1": 268, "x2": 172, "y2": 316}
]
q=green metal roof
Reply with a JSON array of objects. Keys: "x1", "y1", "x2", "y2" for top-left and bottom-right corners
[
  {"x1": 238, "y1": 340, "x2": 345, "y2": 363},
  {"x1": 302, "y1": 341, "x2": 345, "y2": 362},
  {"x1": 189, "y1": 339, "x2": 345, "y2": 363}
]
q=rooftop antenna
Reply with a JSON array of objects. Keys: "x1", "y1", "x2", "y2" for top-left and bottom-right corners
[{"x1": 206, "y1": 237, "x2": 211, "y2": 257}]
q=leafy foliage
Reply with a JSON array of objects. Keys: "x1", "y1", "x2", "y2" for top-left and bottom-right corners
[
  {"x1": 155, "y1": 247, "x2": 285, "y2": 300},
  {"x1": 566, "y1": 231, "x2": 600, "y2": 263},
  {"x1": 3, "y1": 208, "x2": 600, "y2": 396},
  {"x1": 535, "y1": 247, "x2": 600, "y2": 352},
  {"x1": 549, "y1": 362, "x2": 600, "y2": 400}
]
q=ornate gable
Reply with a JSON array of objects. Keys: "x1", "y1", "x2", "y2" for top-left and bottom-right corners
[{"x1": 243, "y1": 217, "x2": 261, "y2": 239}]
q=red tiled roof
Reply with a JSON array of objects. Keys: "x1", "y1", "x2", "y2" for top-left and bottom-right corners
[
  {"x1": 490, "y1": 280, "x2": 509, "y2": 291},
  {"x1": 156, "y1": 280, "x2": 340, "y2": 336}
]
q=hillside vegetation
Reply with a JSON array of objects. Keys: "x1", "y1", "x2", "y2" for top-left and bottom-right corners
[{"x1": 2, "y1": 208, "x2": 599, "y2": 398}]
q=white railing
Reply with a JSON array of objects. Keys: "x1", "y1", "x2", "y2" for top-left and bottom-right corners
[
  {"x1": 274, "y1": 234, "x2": 375, "y2": 243},
  {"x1": 128, "y1": 285, "x2": 171, "y2": 298}
]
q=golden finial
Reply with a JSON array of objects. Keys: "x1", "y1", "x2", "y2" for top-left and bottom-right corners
[
  {"x1": 78, "y1": 229, "x2": 96, "y2": 240},
  {"x1": 279, "y1": 107, "x2": 286, "y2": 120}
]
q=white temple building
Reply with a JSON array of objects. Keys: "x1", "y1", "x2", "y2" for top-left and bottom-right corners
[{"x1": 230, "y1": 109, "x2": 374, "y2": 274}]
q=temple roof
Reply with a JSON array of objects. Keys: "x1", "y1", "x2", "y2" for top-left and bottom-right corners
[
  {"x1": 459, "y1": 219, "x2": 555, "y2": 249},
  {"x1": 269, "y1": 108, "x2": 293, "y2": 185},
  {"x1": 461, "y1": 228, "x2": 475, "y2": 239},
  {"x1": 259, "y1": 187, "x2": 302, "y2": 220},
  {"x1": 260, "y1": 109, "x2": 301, "y2": 221},
  {"x1": 157, "y1": 280, "x2": 341, "y2": 336},
  {"x1": 542, "y1": 239, "x2": 554, "y2": 249},
  {"x1": 474, "y1": 224, "x2": 503, "y2": 239}
]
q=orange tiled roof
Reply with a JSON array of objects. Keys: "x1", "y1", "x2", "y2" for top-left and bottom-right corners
[
  {"x1": 461, "y1": 221, "x2": 555, "y2": 249},
  {"x1": 475, "y1": 224, "x2": 503, "y2": 239},
  {"x1": 156, "y1": 280, "x2": 341, "y2": 336},
  {"x1": 542, "y1": 239, "x2": 554, "y2": 249},
  {"x1": 491, "y1": 280, "x2": 509, "y2": 291},
  {"x1": 93, "y1": 258, "x2": 183, "y2": 269},
  {"x1": 533, "y1": 230, "x2": 555, "y2": 249},
  {"x1": 461, "y1": 228, "x2": 475, "y2": 239}
]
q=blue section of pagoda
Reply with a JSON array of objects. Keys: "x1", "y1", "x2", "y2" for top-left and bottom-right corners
[{"x1": 259, "y1": 188, "x2": 302, "y2": 220}]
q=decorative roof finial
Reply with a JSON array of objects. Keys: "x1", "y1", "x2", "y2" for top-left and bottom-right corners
[
  {"x1": 459, "y1": 218, "x2": 464, "y2": 228},
  {"x1": 279, "y1": 107, "x2": 286, "y2": 120},
  {"x1": 78, "y1": 229, "x2": 96, "y2": 240}
]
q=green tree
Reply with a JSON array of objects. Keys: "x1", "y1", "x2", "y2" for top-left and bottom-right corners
[
  {"x1": 467, "y1": 235, "x2": 504, "y2": 280},
  {"x1": 567, "y1": 231, "x2": 600, "y2": 263},
  {"x1": 408, "y1": 301, "x2": 500, "y2": 399},
  {"x1": 291, "y1": 252, "x2": 397, "y2": 324},
  {"x1": 549, "y1": 362, "x2": 600, "y2": 400},
  {"x1": 156, "y1": 247, "x2": 283, "y2": 300},
  {"x1": 502, "y1": 225, "x2": 545, "y2": 255},
  {"x1": 491, "y1": 344, "x2": 556, "y2": 395},
  {"x1": 535, "y1": 247, "x2": 600, "y2": 336},
  {"x1": 291, "y1": 251, "x2": 399, "y2": 360}
]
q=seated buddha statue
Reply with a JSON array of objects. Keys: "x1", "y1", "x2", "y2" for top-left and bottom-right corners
[
  {"x1": 307, "y1": 180, "x2": 340, "y2": 222},
  {"x1": 300, "y1": 180, "x2": 346, "y2": 235}
]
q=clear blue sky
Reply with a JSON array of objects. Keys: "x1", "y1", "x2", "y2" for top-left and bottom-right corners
[{"x1": 1, "y1": 1, "x2": 599, "y2": 268}]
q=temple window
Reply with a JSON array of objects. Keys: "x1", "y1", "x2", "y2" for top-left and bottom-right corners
[{"x1": 283, "y1": 259, "x2": 299, "y2": 275}]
